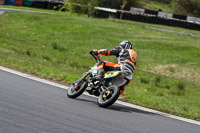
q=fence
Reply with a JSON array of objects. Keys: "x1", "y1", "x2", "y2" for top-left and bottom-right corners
[
  {"x1": 94, "y1": 7, "x2": 200, "y2": 31},
  {"x1": 0, "y1": 0, "x2": 64, "y2": 9}
]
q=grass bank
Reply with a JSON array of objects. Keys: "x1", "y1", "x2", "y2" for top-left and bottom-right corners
[{"x1": 0, "y1": 7, "x2": 200, "y2": 121}]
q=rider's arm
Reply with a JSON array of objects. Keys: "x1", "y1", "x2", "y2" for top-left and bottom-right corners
[{"x1": 97, "y1": 48, "x2": 120, "y2": 56}]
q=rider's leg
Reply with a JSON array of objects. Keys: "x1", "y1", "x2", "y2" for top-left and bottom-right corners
[
  {"x1": 119, "y1": 79, "x2": 131, "y2": 94},
  {"x1": 94, "y1": 61, "x2": 121, "y2": 80},
  {"x1": 93, "y1": 61, "x2": 105, "y2": 80},
  {"x1": 104, "y1": 61, "x2": 121, "y2": 71}
]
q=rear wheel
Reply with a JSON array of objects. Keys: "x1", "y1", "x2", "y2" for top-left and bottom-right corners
[
  {"x1": 97, "y1": 85, "x2": 120, "y2": 108},
  {"x1": 67, "y1": 80, "x2": 88, "y2": 98}
]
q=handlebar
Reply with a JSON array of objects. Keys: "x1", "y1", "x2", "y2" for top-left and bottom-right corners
[{"x1": 90, "y1": 51, "x2": 101, "y2": 63}]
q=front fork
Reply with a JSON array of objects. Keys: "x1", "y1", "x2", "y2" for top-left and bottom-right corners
[{"x1": 74, "y1": 71, "x2": 91, "y2": 91}]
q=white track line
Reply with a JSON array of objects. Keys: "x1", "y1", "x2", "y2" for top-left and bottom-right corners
[
  {"x1": 0, "y1": 66, "x2": 200, "y2": 126},
  {"x1": 0, "y1": 66, "x2": 68, "y2": 90}
]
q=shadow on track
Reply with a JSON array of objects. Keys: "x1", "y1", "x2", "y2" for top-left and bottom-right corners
[
  {"x1": 73, "y1": 97, "x2": 159, "y2": 116},
  {"x1": 107, "y1": 104, "x2": 160, "y2": 116},
  {"x1": 74, "y1": 97, "x2": 97, "y2": 105}
]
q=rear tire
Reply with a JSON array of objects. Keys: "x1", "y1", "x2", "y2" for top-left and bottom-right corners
[
  {"x1": 67, "y1": 80, "x2": 88, "y2": 99},
  {"x1": 97, "y1": 85, "x2": 120, "y2": 108}
]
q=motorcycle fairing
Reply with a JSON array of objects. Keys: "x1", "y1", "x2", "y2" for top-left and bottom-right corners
[{"x1": 104, "y1": 71, "x2": 120, "y2": 79}]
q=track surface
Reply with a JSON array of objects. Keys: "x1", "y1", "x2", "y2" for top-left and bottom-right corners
[{"x1": 0, "y1": 70, "x2": 200, "y2": 133}]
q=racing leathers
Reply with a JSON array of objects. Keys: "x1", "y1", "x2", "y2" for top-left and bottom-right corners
[{"x1": 96, "y1": 47, "x2": 137, "y2": 93}]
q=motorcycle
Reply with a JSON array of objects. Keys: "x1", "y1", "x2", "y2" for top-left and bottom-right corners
[{"x1": 67, "y1": 50, "x2": 131, "y2": 108}]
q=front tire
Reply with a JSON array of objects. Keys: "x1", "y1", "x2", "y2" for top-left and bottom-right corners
[
  {"x1": 67, "y1": 80, "x2": 88, "y2": 98},
  {"x1": 97, "y1": 85, "x2": 120, "y2": 108}
]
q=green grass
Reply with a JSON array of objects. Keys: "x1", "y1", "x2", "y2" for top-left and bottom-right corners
[{"x1": 0, "y1": 6, "x2": 200, "y2": 121}]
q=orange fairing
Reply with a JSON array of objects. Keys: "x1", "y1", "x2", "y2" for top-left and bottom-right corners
[
  {"x1": 97, "y1": 62, "x2": 104, "y2": 69},
  {"x1": 105, "y1": 62, "x2": 121, "y2": 67},
  {"x1": 98, "y1": 49, "x2": 111, "y2": 56},
  {"x1": 97, "y1": 61, "x2": 121, "y2": 69}
]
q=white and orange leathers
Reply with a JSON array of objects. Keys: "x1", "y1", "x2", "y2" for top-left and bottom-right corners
[{"x1": 97, "y1": 48, "x2": 137, "y2": 93}]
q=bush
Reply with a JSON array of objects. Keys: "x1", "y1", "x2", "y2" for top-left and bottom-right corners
[
  {"x1": 177, "y1": 81, "x2": 185, "y2": 91},
  {"x1": 165, "y1": 85, "x2": 171, "y2": 89},
  {"x1": 99, "y1": 0, "x2": 141, "y2": 10},
  {"x1": 65, "y1": 0, "x2": 99, "y2": 16},
  {"x1": 51, "y1": 42, "x2": 67, "y2": 52},
  {"x1": 175, "y1": 0, "x2": 200, "y2": 17},
  {"x1": 126, "y1": 0, "x2": 142, "y2": 8},
  {"x1": 155, "y1": 75, "x2": 161, "y2": 86},
  {"x1": 26, "y1": 49, "x2": 31, "y2": 56},
  {"x1": 150, "y1": 0, "x2": 172, "y2": 4},
  {"x1": 140, "y1": 77, "x2": 150, "y2": 84}
]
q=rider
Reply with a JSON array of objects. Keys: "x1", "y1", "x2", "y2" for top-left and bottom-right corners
[{"x1": 91, "y1": 40, "x2": 137, "y2": 94}]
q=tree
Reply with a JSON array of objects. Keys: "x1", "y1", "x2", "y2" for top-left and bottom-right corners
[
  {"x1": 65, "y1": 0, "x2": 99, "y2": 16},
  {"x1": 120, "y1": 0, "x2": 127, "y2": 19}
]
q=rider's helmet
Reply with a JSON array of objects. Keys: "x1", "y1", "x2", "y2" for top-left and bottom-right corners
[{"x1": 119, "y1": 40, "x2": 133, "y2": 49}]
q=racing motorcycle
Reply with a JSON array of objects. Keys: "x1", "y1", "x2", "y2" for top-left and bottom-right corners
[{"x1": 67, "y1": 50, "x2": 131, "y2": 108}]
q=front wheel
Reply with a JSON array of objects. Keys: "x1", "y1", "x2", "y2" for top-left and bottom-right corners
[
  {"x1": 67, "y1": 80, "x2": 88, "y2": 99},
  {"x1": 97, "y1": 85, "x2": 120, "y2": 108}
]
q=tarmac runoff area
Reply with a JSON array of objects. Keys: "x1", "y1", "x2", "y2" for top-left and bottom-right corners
[
  {"x1": 145, "y1": 26, "x2": 200, "y2": 38},
  {"x1": 0, "y1": 10, "x2": 4, "y2": 15}
]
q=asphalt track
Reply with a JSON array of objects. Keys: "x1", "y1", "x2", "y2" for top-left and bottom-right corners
[{"x1": 0, "y1": 69, "x2": 200, "y2": 133}]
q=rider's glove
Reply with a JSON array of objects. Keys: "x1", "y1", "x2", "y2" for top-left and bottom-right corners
[{"x1": 90, "y1": 49, "x2": 98, "y2": 55}]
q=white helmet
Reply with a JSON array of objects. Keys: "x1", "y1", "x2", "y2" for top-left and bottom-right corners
[{"x1": 119, "y1": 40, "x2": 133, "y2": 49}]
